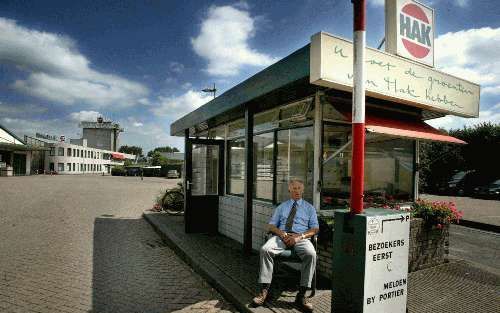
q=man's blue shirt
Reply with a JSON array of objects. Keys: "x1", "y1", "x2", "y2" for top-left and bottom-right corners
[{"x1": 269, "y1": 199, "x2": 319, "y2": 233}]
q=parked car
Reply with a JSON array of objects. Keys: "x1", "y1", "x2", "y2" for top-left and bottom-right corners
[
  {"x1": 440, "y1": 171, "x2": 474, "y2": 196},
  {"x1": 167, "y1": 170, "x2": 180, "y2": 179},
  {"x1": 473, "y1": 179, "x2": 500, "y2": 199},
  {"x1": 441, "y1": 170, "x2": 495, "y2": 196}
]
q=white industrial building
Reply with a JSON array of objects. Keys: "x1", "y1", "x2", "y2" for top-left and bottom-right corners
[{"x1": 42, "y1": 138, "x2": 135, "y2": 174}]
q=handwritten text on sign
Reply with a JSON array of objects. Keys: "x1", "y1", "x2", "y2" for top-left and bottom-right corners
[{"x1": 310, "y1": 32, "x2": 480, "y2": 118}]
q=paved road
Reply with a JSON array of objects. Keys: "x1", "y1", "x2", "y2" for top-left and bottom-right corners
[
  {"x1": 0, "y1": 175, "x2": 236, "y2": 313},
  {"x1": 448, "y1": 224, "x2": 500, "y2": 276}
]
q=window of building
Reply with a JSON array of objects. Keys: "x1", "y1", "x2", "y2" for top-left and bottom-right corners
[
  {"x1": 254, "y1": 109, "x2": 279, "y2": 133},
  {"x1": 57, "y1": 147, "x2": 64, "y2": 156},
  {"x1": 208, "y1": 126, "x2": 225, "y2": 139},
  {"x1": 276, "y1": 127, "x2": 314, "y2": 203},
  {"x1": 67, "y1": 163, "x2": 71, "y2": 171},
  {"x1": 58, "y1": 163, "x2": 64, "y2": 172},
  {"x1": 227, "y1": 119, "x2": 245, "y2": 139},
  {"x1": 50, "y1": 162, "x2": 55, "y2": 171},
  {"x1": 321, "y1": 124, "x2": 414, "y2": 210},
  {"x1": 67, "y1": 148, "x2": 72, "y2": 157},
  {"x1": 227, "y1": 139, "x2": 245, "y2": 195},
  {"x1": 80, "y1": 164, "x2": 83, "y2": 171},
  {"x1": 253, "y1": 132, "x2": 274, "y2": 200},
  {"x1": 49, "y1": 147, "x2": 55, "y2": 156},
  {"x1": 73, "y1": 163, "x2": 75, "y2": 171}
]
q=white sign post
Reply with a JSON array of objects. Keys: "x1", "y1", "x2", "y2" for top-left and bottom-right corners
[
  {"x1": 332, "y1": 209, "x2": 411, "y2": 313},
  {"x1": 363, "y1": 213, "x2": 410, "y2": 312}
]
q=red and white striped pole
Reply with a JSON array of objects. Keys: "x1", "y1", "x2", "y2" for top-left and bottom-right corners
[{"x1": 350, "y1": 0, "x2": 366, "y2": 214}]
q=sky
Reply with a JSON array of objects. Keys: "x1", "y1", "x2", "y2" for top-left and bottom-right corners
[{"x1": 0, "y1": 0, "x2": 499, "y2": 153}]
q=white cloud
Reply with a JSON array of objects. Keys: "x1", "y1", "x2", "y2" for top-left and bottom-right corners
[
  {"x1": 0, "y1": 102, "x2": 47, "y2": 116},
  {"x1": 369, "y1": 0, "x2": 385, "y2": 6},
  {"x1": 169, "y1": 61, "x2": 184, "y2": 73},
  {"x1": 69, "y1": 110, "x2": 101, "y2": 122},
  {"x1": 191, "y1": 4, "x2": 276, "y2": 76},
  {"x1": 181, "y1": 82, "x2": 193, "y2": 90},
  {"x1": 0, "y1": 117, "x2": 76, "y2": 139},
  {"x1": 427, "y1": 108, "x2": 500, "y2": 130},
  {"x1": 432, "y1": 27, "x2": 500, "y2": 128},
  {"x1": 0, "y1": 18, "x2": 149, "y2": 107},
  {"x1": 454, "y1": 0, "x2": 469, "y2": 8},
  {"x1": 151, "y1": 90, "x2": 211, "y2": 119},
  {"x1": 119, "y1": 118, "x2": 184, "y2": 152},
  {"x1": 370, "y1": 0, "x2": 469, "y2": 7}
]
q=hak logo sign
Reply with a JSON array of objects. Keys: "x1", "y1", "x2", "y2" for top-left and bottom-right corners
[{"x1": 385, "y1": 0, "x2": 434, "y2": 67}]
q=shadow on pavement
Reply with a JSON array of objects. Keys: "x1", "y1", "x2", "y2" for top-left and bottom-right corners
[{"x1": 91, "y1": 216, "x2": 232, "y2": 313}]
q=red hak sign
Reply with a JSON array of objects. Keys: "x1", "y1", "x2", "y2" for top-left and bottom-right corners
[
  {"x1": 385, "y1": 0, "x2": 434, "y2": 67},
  {"x1": 400, "y1": 3, "x2": 431, "y2": 58}
]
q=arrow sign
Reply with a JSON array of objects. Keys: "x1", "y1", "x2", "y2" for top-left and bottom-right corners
[{"x1": 381, "y1": 215, "x2": 409, "y2": 233}]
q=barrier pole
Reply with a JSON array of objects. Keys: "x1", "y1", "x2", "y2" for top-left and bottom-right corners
[{"x1": 350, "y1": 0, "x2": 366, "y2": 214}]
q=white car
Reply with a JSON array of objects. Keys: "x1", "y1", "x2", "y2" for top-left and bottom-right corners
[{"x1": 167, "y1": 170, "x2": 180, "y2": 179}]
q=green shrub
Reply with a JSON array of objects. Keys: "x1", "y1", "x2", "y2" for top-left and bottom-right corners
[{"x1": 111, "y1": 166, "x2": 126, "y2": 176}]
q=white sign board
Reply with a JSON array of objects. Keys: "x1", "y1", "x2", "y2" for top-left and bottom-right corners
[
  {"x1": 363, "y1": 213, "x2": 410, "y2": 313},
  {"x1": 385, "y1": 0, "x2": 434, "y2": 67},
  {"x1": 310, "y1": 32, "x2": 480, "y2": 117}
]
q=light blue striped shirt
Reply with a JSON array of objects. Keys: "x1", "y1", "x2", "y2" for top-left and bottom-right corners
[{"x1": 269, "y1": 199, "x2": 319, "y2": 233}]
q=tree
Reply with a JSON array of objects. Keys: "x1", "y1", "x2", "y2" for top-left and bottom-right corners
[
  {"x1": 150, "y1": 151, "x2": 169, "y2": 166},
  {"x1": 419, "y1": 122, "x2": 500, "y2": 193},
  {"x1": 119, "y1": 145, "x2": 143, "y2": 156},
  {"x1": 147, "y1": 146, "x2": 180, "y2": 157}
]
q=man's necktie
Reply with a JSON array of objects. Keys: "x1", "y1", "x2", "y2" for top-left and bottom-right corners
[{"x1": 285, "y1": 201, "x2": 298, "y2": 232}]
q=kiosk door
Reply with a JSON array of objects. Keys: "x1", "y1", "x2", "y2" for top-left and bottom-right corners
[{"x1": 185, "y1": 139, "x2": 224, "y2": 234}]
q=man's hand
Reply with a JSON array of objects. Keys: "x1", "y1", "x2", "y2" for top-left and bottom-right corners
[{"x1": 282, "y1": 233, "x2": 301, "y2": 247}]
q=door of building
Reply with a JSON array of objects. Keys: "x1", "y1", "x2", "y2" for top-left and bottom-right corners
[
  {"x1": 13, "y1": 153, "x2": 26, "y2": 176},
  {"x1": 185, "y1": 139, "x2": 224, "y2": 234}
]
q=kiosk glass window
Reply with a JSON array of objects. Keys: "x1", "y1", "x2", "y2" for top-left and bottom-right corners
[
  {"x1": 321, "y1": 124, "x2": 415, "y2": 210},
  {"x1": 227, "y1": 139, "x2": 245, "y2": 195},
  {"x1": 364, "y1": 135, "x2": 414, "y2": 202},
  {"x1": 276, "y1": 127, "x2": 314, "y2": 203},
  {"x1": 228, "y1": 119, "x2": 245, "y2": 139},
  {"x1": 253, "y1": 132, "x2": 274, "y2": 200},
  {"x1": 254, "y1": 109, "x2": 278, "y2": 133}
]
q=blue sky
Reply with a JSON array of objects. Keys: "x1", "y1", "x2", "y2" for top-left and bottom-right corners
[{"x1": 0, "y1": 0, "x2": 499, "y2": 152}]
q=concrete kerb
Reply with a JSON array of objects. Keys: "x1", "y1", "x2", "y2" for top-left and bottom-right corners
[
  {"x1": 143, "y1": 212, "x2": 273, "y2": 313},
  {"x1": 459, "y1": 219, "x2": 500, "y2": 234}
]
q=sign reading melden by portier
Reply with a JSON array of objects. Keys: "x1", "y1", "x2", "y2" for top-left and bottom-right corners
[
  {"x1": 363, "y1": 212, "x2": 410, "y2": 312},
  {"x1": 385, "y1": 0, "x2": 434, "y2": 67},
  {"x1": 332, "y1": 209, "x2": 410, "y2": 313},
  {"x1": 310, "y1": 32, "x2": 480, "y2": 118}
]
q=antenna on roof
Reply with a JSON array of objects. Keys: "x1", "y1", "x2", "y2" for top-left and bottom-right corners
[{"x1": 202, "y1": 83, "x2": 217, "y2": 99}]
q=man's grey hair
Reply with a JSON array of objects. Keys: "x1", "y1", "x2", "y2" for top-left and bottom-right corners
[{"x1": 288, "y1": 179, "x2": 304, "y2": 187}]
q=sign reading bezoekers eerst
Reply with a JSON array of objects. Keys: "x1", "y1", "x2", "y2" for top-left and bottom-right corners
[
  {"x1": 332, "y1": 209, "x2": 411, "y2": 313},
  {"x1": 310, "y1": 32, "x2": 480, "y2": 118},
  {"x1": 363, "y1": 213, "x2": 410, "y2": 312}
]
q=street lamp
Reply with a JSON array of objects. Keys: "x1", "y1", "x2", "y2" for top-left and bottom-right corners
[{"x1": 202, "y1": 83, "x2": 217, "y2": 99}]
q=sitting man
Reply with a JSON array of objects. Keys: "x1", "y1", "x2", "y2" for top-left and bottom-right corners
[{"x1": 252, "y1": 179, "x2": 319, "y2": 311}]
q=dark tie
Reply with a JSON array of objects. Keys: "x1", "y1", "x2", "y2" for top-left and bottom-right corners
[{"x1": 285, "y1": 201, "x2": 298, "y2": 232}]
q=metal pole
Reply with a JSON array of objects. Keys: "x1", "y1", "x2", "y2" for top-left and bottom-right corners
[
  {"x1": 350, "y1": 0, "x2": 366, "y2": 214},
  {"x1": 243, "y1": 106, "x2": 254, "y2": 254}
]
